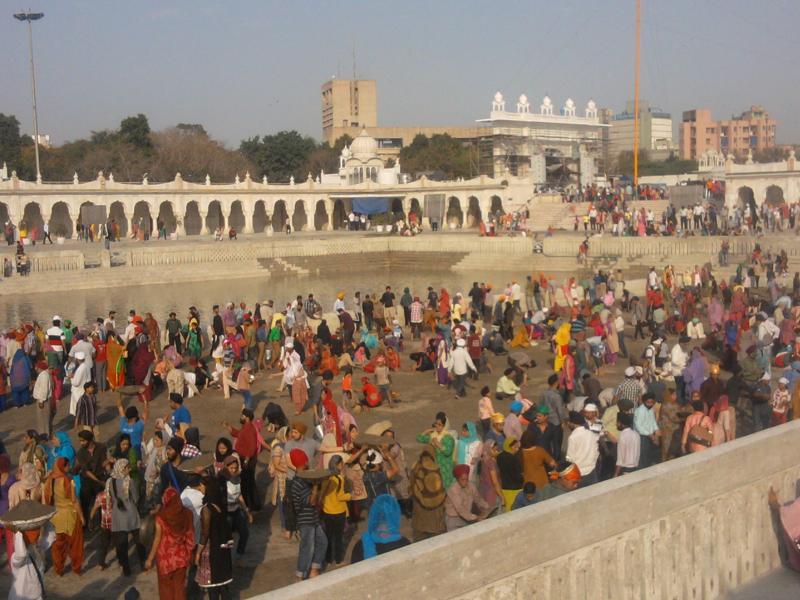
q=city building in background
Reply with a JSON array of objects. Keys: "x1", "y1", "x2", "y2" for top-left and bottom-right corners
[
  {"x1": 679, "y1": 105, "x2": 776, "y2": 160},
  {"x1": 321, "y1": 78, "x2": 378, "y2": 143},
  {"x1": 321, "y1": 78, "x2": 483, "y2": 162},
  {"x1": 608, "y1": 100, "x2": 673, "y2": 159},
  {"x1": 476, "y1": 92, "x2": 608, "y2": 186}
]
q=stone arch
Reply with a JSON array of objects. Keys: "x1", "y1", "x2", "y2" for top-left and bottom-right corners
[
  {"x1": 229, "y1": 200, "x2": 245, "y2": 232},
  {"x1": 490, "y1": 195, "x2": 504, "y2": 216},
  {"x1": 737, "y1": 186, "x2": 755, "y2": 211},
  {"x1": 272, "y1": 200, "x2": 288, "y2": 232},
  {"x1": 132, "y1": 201, "x2": 153, "y2": 239},
  {"x1": 157, "y1": 201, "x2": 177, "y2": 234},
  {"x1": 332, "y1": 199, "x2": 347, "y2": 230},
  {"x1": 765, "y1": 185, "x2": 785, "y2": 207},
  {"x1": 206, "y1": 200, "x2": 224, "y2": 232},
  {"x1": 292, "y1": 200, "x2": 308, "y2": 231},
  {"x1": 466, "y1": 196, "x2": 482, "y2": 228},
  {"x1": 109, "y1": 201, "x2": 128, "y2": 238},
  {"x1": 184, "y1": 201, "x2": 202, "y2": 235},
  {"x1": 409, "y1": 198, "x2": 422, "y2": 221},
  {"x1": 253, "y1": 200, "x2": 267, "y2": 233},
  {"x1": 313, "y1": 200, "x2": 328, "y2": 231},
  {"x1": 0, "y1": 203, "x2": 8, "y2": 227},
  {"x1": 390, "y1": 198, "x2": 404, "y2": 222},
  {"x1": 50, "y1": 201, "x2": 73, "y2": 238},
  {"x1": 22, "y1": 202, "x2": 44, "y2": 240},
  {"x1": 446, "y1": 196, "x2": 464, "y2": 228}
]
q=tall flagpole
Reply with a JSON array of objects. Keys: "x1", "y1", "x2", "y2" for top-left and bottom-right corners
[{"x1": 633, "y1": 0, "x2": 641, "y2": 192}]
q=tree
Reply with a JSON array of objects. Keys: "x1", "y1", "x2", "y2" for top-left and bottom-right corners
[
  {"x1": 239, "y1": 130, "x2": 317, "y2": 182},
  {"x1": 119, "y1": 114, "x2": 152, "y2": 150},
  {"x1": 0, "y1": 113, "x2": 25, "y2": 174},
  {"x1": 753, "y1": 147, "x2": 789, "y2": 163},
  {"x1": 399, "y1": 133, "x2": 472, "y2": 179},
  {"x1": 150, "y1": 127, "x2": 255, "y2": 183}
]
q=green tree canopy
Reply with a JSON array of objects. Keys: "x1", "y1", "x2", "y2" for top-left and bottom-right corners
[
  {"x1": 399, "y1": 133, "x2": 472, "y2": 179},
  {"x1": 119, "y1": 114, "x2": 152, "y2": 149},
  {"x1": 239, "y1": 130, "x2": 317, "y2": 182},
  {"x1": 0, "y1": 113, "x2": 26, "y2": 175}
]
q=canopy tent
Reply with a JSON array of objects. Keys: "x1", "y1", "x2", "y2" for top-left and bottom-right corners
[{"x1": 352, "y1": 197, "x2": 392, "y2": 215}]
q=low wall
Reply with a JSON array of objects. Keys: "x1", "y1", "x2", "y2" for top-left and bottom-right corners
[
  {"x1": 542, "y1": 235, "x2": 797, "y2": 259},
  {"x1": 257, "y1": 421, "x2": 800, "y2": 600},
  {"x1": 5, "y1": 235, "x2": 535, "y2": 273}
]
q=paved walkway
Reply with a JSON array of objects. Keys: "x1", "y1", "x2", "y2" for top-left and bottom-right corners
[{"x1": 725, "y1": 567, "x2": 800, "y2": 599}]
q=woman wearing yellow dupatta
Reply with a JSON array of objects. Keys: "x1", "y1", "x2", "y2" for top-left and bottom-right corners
[
  {"x1": 106, "y1": 336, "x2": 126, "y2": 390},
  {"x1": 552, "y1": 322, "x2": 572, "y2": 372}
]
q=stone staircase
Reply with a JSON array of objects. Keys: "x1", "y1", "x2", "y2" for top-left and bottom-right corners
[
  {"x1": 261, "y1": 251, "x2": 469, "y2": 277},
  {"x1": 529, "y1": 199, "x2": 671, "y2": 232},
  {"x1": 0, "y1": 260, "x2": 268, "y2": 296}
]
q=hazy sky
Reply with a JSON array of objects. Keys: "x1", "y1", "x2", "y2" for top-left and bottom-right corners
[{"x1": 2, "y1": 0, "x2": 798, "y2": 148}]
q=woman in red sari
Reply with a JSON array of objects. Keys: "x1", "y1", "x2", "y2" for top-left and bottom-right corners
[
  {"x1": 438, "y1": 288, "x2": 451, "y2": 319},
  {"x1": 145, "y1": 487, "x2": 194, "y2": 599},
  {"x1": 385, "y1": 346, "x2": 401, "y2": 371},
  {"x1": 319, "y1": 347, "x2": 339, "y2": 377}
]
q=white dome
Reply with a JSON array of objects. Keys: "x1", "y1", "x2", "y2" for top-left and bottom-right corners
[
  {"x1": 519, "y1": 93, "x2": 528, "y2": 104},
  {"x1": 565, "y1": 98, "x2": 575, "y2": 109},
  {"x1": 494, "y1": 91, "x2": 504, "y2": 103},
  {"x1": 350, "y1": 129, "x2": 378, "y2": 159},
  {"x1": 587, "y1": 99, "x2": 596, "y2": 110},
  {"x1": 542, "y1": 95, "x2": 552, "y2": 107}
]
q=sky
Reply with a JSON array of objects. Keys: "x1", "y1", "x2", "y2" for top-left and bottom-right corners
[{"x1": 2, "y1": 0, "x2": 799, "y2": 149}]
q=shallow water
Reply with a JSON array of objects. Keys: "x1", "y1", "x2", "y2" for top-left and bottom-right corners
[{"x1": 3, "y1": 268, "x2": 516, "y2": 328}]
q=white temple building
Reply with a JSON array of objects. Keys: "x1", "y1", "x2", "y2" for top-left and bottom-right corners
[
  {"x1": 320, "y1": 129, "x2": 402, "y2": 186},
  {"x1": 477, "y1": 92, "x2": 608, "y2": 187}
]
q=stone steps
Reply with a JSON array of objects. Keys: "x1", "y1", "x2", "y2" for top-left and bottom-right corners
[
  {"x1": 529, "y1": 200, "x2": 671, "y2": 232},
  {"x1": 0, "y1": 261, "x2": 267, "y2": 296}
]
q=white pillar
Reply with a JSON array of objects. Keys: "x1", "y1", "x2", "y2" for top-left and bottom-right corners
[
  {"x1": 242, "y1": 201, "x2": 254, "y2": 234},
  {"x1": 325, "y1": 201, "x2": 334, "y2": 231},
  {"x1": 199, "y1": 208, "x2": 209, "y2": 235}
]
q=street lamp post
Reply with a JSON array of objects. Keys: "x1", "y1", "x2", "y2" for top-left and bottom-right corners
[{"x1": 13, "y1": 11, "x2": 45, "y2": 182}]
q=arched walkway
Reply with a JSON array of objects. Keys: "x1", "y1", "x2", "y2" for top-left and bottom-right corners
[
  {"x1": 446, "y1": 196, "x2": 463, "y2": 228},
  {"x1": 22, "y1": 202, "x2": 44, "y2": 240},
  {"x1": 183, "y1": 200, "x2": 203, "y2": 235},
  {"x1": 0, "y1": 203, "x2": 8, "y2": 227},
  {"x1": 206, "y1": 200, "x2": 224, "y2": 233},
  {"x1": 313, "y1": 200, "x2": 328, "y2": 231},
  {"x1": 50, "y1": 202, "x2": 73, "y2": 238},
  {"x1": 737, "y1": 186, "x2": 755, "y2": 211},
  {"x1": 490, "y1": 195, "x2": 504, "y2": 216},
  {"x1": 157, "y1": 201, "x2": 177, "y2": 234},
  {"x1": 466, "y1": 196, "x2": 481, "y2": 228},
  {"x1": 229, "y1": 201, "x2": 245, "y2": 233},
  {"x1": 272, "y1": 200, "x2": 288, "y2": 232},
  {"x1": 765, "y1": 185, "x2": 785, "y2": 207},
  {"x1": 409, "y1": 198, "x2": 422, "y2": 222},
  {"x1": 332, "y1": 199, "x2": 347, "y2": 230},
  {"x1": 252, "y1": 201, "x2": 267, "y2": 233},
  {"x1": 292, "y1": 200, "x2": 308, "y2": 232},
  {"x1": 132, "y1": 201, "x2": 153, "y2": 239},
  {"x1": 109, "y1": 201, "x2": 128, "y2": 238},
  {"x1": 184, "y1": 201, "x2": 202, "y2": 235}
]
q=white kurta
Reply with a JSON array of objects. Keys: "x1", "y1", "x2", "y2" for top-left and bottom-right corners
[
  {"x1": 69, "y1": 362, "x2": 91, "y2": 416},
  {"x1": 9, "y1": 531, "x2": 43, "y2": 600}
]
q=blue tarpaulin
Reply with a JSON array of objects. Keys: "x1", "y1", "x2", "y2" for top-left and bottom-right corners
[{"x1": 352, "y1": 197, "x2": 391, "y2": 215}]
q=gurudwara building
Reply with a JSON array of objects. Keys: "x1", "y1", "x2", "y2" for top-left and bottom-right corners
[{"x1": 477, "y1": 92, "x2": 608, "y2": 187}]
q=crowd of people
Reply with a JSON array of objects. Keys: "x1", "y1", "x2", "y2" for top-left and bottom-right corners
[{"x1": 0, "y1": 239, "x2": 798, "y2": 597}]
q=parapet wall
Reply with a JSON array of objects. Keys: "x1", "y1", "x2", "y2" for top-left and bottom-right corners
[
  {"x1": 542, "y1": 235, "x2": 796, "y2": 259},
  {"x1": 256, "y1": 421, "x2": 800, "y2": 600}
]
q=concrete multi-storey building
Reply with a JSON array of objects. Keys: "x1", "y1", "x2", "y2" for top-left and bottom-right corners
[
  {"x1": 608, "y1": 101, "x2": 673, "y2": 159},
  {"x1": 679, "y1": 105, "x2": 776, "y2": 161}
]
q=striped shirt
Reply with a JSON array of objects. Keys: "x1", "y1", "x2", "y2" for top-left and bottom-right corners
[
  {"x1": 75, "y1": 393, "x2": 98, "y2": 427},
  {"x1": 289, "y1": 477, "x2": 319, "y2": 527}
]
